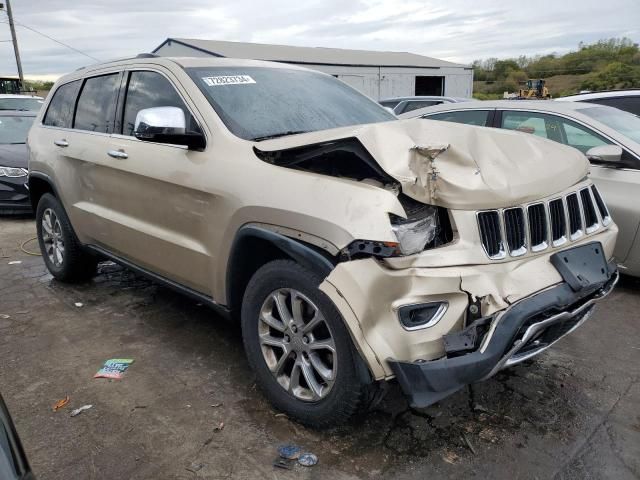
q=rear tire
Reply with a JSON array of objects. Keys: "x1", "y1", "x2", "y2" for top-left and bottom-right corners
[
  {"x1": 241, "y1": 259, "x2": 370, "y2": 428},
  {"x1": 36, "y1": 193, "x2": 97, "y2": 282}
]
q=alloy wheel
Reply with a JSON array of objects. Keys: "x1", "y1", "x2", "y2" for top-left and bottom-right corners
[
  {"x1": 258, "y1": 288, "x2": 337, "y2": 402},
  {"x1": 41, "y1": 208, "x2": 65, "y2": 267}
]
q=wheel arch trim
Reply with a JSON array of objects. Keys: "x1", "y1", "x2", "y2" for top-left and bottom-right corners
[{"x1": 225, "y1": 224, "x2": 336, "y2": 309}]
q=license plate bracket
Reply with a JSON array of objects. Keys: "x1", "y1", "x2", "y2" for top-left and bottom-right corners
[{"x1": 551, "y1": 242, "x2": 609, "y2": 292}]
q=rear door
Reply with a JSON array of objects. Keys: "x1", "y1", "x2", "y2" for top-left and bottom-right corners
[
  {"x1": 498, "y1": 109, "x2": 640, "y2": 263},
  {"x1": 99, "y1": 68, "x2": 213, "y2": 293}
]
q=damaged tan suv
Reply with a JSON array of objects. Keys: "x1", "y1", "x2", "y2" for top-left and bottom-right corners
[{"x1": 28, "y1": 55, "x2": 619, "y2": 427}]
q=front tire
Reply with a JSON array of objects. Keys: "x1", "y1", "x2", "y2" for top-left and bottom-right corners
[
  {"x1": 241, "y1": 259, "x2": 369, "y2": 427},
  {"x1": 36, "y1": 193, "x2": 97, "y2": 282}
]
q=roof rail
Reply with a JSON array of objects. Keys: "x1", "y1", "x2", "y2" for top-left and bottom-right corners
[{"x1": 136, "y1": 53, "x2": 158, "y2": 58}]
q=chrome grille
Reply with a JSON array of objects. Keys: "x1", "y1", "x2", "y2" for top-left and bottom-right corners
[
  {"x1": 580, "y1": 188, "x2": 599, "y2": 233},
  {"x1": 527, "y1": 203, "x2": 548, "y2": 251},
  {"x1": 477, "y1": 186, "x2": 611, "y2": 260},
  {"x1": 549, "y1": 198, "x2": 567, "y2": 246},
  {"x1": 566, "y1": 193, "x2": 583, "y2": 239},
  {"x1": 504, "y1": 208, "x2": 526, "y2": 256},
  {"x1": 477, "y1": 211, "x2": 504, "y2": 259}
]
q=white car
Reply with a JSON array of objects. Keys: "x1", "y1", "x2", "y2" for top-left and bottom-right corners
[
  {"x1": 400, "y1": 100, "x2": 640, "y2": 276},
  {"x1": 0, "y1": 94, "x2": 44, "y2": 112}
]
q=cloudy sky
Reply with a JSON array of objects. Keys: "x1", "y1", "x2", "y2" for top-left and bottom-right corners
[{"x1": 1, "y1": 0, "x2": 638, "y2": 80}]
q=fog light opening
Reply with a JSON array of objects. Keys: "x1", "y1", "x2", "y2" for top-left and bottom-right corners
[{"x1": 398, "y1": 302, "x2": 448, "y2": 331}]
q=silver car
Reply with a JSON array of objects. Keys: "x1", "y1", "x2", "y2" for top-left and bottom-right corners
[
  {"x1": 379, "y1": 96, "x2": 474, "y2": 115},
  {"x1": 400, "y1": 100, "x2": 640, "y2": 276}
]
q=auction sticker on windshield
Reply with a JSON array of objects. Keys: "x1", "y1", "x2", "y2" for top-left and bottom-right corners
[{"x1": 202, "y1": 75, "x2": 256, "y2": 86}]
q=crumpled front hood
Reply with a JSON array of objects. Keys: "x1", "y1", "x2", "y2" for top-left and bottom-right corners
[{"x1": 254, "y1": 118, "x2": 589, "y2": 210}]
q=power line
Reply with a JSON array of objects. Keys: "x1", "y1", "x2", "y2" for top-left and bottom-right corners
[{"x1": 0, "y1": 18, "x2": 101, "y2": 62}]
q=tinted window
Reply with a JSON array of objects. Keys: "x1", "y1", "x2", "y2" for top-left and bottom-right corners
[
  {"x1": 401, "y1": 100, "x2": 440, "y2": 113},
  {"x1": 584, "y1": 96, "x2": 640, "y2": 116},
  {"x1": 74, "y1": 74, "x2": 120, "y2": 133},
  {"x1": 426, "y1": 110, "x2": 490, "y2": 126},
  {"x1": 0, "y1": 115, "x2": 35, "y2": 144},
  {"x1": 187, "y1": 67, "x2": 395, "y2": 140},
  {"x1": 501, "y1": 111, "x2": 566, "y2": 142},
  {"x1": 43, "y1": 80, "x2": 81, "y2": 128},
  {"x1": 122, "y1": 71, "x2": 200, "y2": 137}
]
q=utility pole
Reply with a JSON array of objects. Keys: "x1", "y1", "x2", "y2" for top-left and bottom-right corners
[{"x1": 5, "y1": 0, "x2": 24, "y2": 86}]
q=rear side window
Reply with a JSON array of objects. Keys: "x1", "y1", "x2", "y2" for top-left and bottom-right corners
[
  {"x1": 74, "y1": 74, "x2": 120, "y2": 133},
  {"x1": 43, "y1": 80, "x2": 81, "y2": 128},
  {"x1": 122, "y1": 71, "x2": 200, "y2": 137},
  {"x1": 426, "y1": 110, "x2": 490, "y2": 126}
]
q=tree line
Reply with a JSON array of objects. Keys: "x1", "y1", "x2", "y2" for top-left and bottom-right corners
[{"x1": 473, "y1": 38, "x2": 640, "y2": 97}]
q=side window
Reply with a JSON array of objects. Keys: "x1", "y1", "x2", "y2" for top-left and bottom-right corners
[
  {"x1": 559, "y1": 119, "x2": 611, "y2": 154},
  {"x1": 43, "y1": 80, "x2": 81, "y2": 128},
  {"x1": 122, "y1": 71, "x2": 201, "y2": 137},
  {"x1": 426, "y1": 110, "x2": 490, "y2": 126},
  {"x1": 74, "y1": 74, "x2": 120, "y2": 133},
  {"x1": 501, "y1": 111, "x2": 563, "y2": 142}
]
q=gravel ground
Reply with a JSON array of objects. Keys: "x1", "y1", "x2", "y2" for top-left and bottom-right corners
[{"x1": 1, "y1": 216, "x2": 639, "y2": 480}]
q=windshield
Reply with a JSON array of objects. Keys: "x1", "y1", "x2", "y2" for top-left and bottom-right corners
[
  {"x1": 580, "y1": 106, "x2": 640, "y2": 144},
  {"x1": 0, "y1": 97, "x2": 43, "y2": 111},
  {"x1": 0, "y1": 115, "x2": 35, "y2": 144},
  {"x1": 186, "y1": 67, "x2": 395, "y2": 140}
]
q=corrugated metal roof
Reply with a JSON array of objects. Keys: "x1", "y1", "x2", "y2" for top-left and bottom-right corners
[{"x1": 154, "y1": 38, "x2": 468, "y2": 69}]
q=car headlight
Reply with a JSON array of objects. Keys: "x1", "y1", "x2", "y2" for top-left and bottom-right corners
[
  {"x1": 0, "y1": 166, "x2": 28, "y2": 178},
  {"x1": 390, "y1": 205, "x2": 438, "y2": 255}
]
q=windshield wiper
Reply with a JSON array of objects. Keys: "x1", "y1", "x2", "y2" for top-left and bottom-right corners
[{"x1": 251, "y1": 130, "x2": 310, "y2": 142}]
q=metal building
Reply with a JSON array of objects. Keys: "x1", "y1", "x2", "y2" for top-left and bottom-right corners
[{"x1": 153, "y1": 38, "x2": 473, "y2": 100}]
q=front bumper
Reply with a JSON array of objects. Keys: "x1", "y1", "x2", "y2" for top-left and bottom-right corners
[
  {"x1": 388, "y1": 265, "x2": 618, "y2": 408},
  {"x1": 0, "y1": 176, "x2": 31, "y2": 213}
]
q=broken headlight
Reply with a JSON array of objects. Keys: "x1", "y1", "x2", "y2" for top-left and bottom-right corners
[{"x1": 390, "y1": 205, "x2": 438, "y2": 256}]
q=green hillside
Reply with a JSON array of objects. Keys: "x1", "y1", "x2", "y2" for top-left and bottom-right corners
[{"x1": 473, "y1": 38, "x2": 640, "y2": 99}]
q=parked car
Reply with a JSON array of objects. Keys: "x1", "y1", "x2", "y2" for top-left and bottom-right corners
[
  {"x1": 379, "y1": 96, "x2": 474, "y2": 115},
  {"x1": 28, "y1": 56, "x2": 618, "y2": 427},
  {"x1": 0, "y1": 111, "x2": 36, "y2": 214},
  {"x1": 0, "y1": 394, "x2": 34, "y2": 480},
  {"x1": 0, "y1": 95, "x2": 44, "y2": 112},
  {"x1": 400, "y1": 100, "x2": 640, "y2": 277},
  {"x1": 557, "y1": 90, "x2": 640, "y2": 116}
]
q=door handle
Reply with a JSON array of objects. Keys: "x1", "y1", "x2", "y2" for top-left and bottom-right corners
[
  {"x1": 54, "y1": 139, "x2": 68, "y2": 147},
  {"x1": 107, "y1": 149, "x2": 128, "y2": 160}
]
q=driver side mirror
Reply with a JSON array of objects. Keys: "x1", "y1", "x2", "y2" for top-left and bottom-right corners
[
  {"x1": 586, "y1": 145, "x2": 622, "y2": 165},
  {"x1": 134, "y1": 106, "x2": 206, "y2": 150}
]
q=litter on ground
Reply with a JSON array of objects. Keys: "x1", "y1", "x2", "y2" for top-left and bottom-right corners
[
  {"x1": 278, "y1": 444, "x2": 302, "y2": 460},
  {"x1": 94, "y1": 359, "x2": 134, "y2": 379},
  {"x1": 298, "y1": 453, "x2": 318, "y2": 467},
  {"x1": 70, "y1": 405, "x2": 93, "y2": 417},
  {"x1": 52, "y1": 396, "x2": 70, "y2": 411}
]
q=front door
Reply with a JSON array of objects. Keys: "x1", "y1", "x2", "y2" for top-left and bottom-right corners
[{"x1": 98, "y1": 68, "x2": 214, "y2": 293}]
